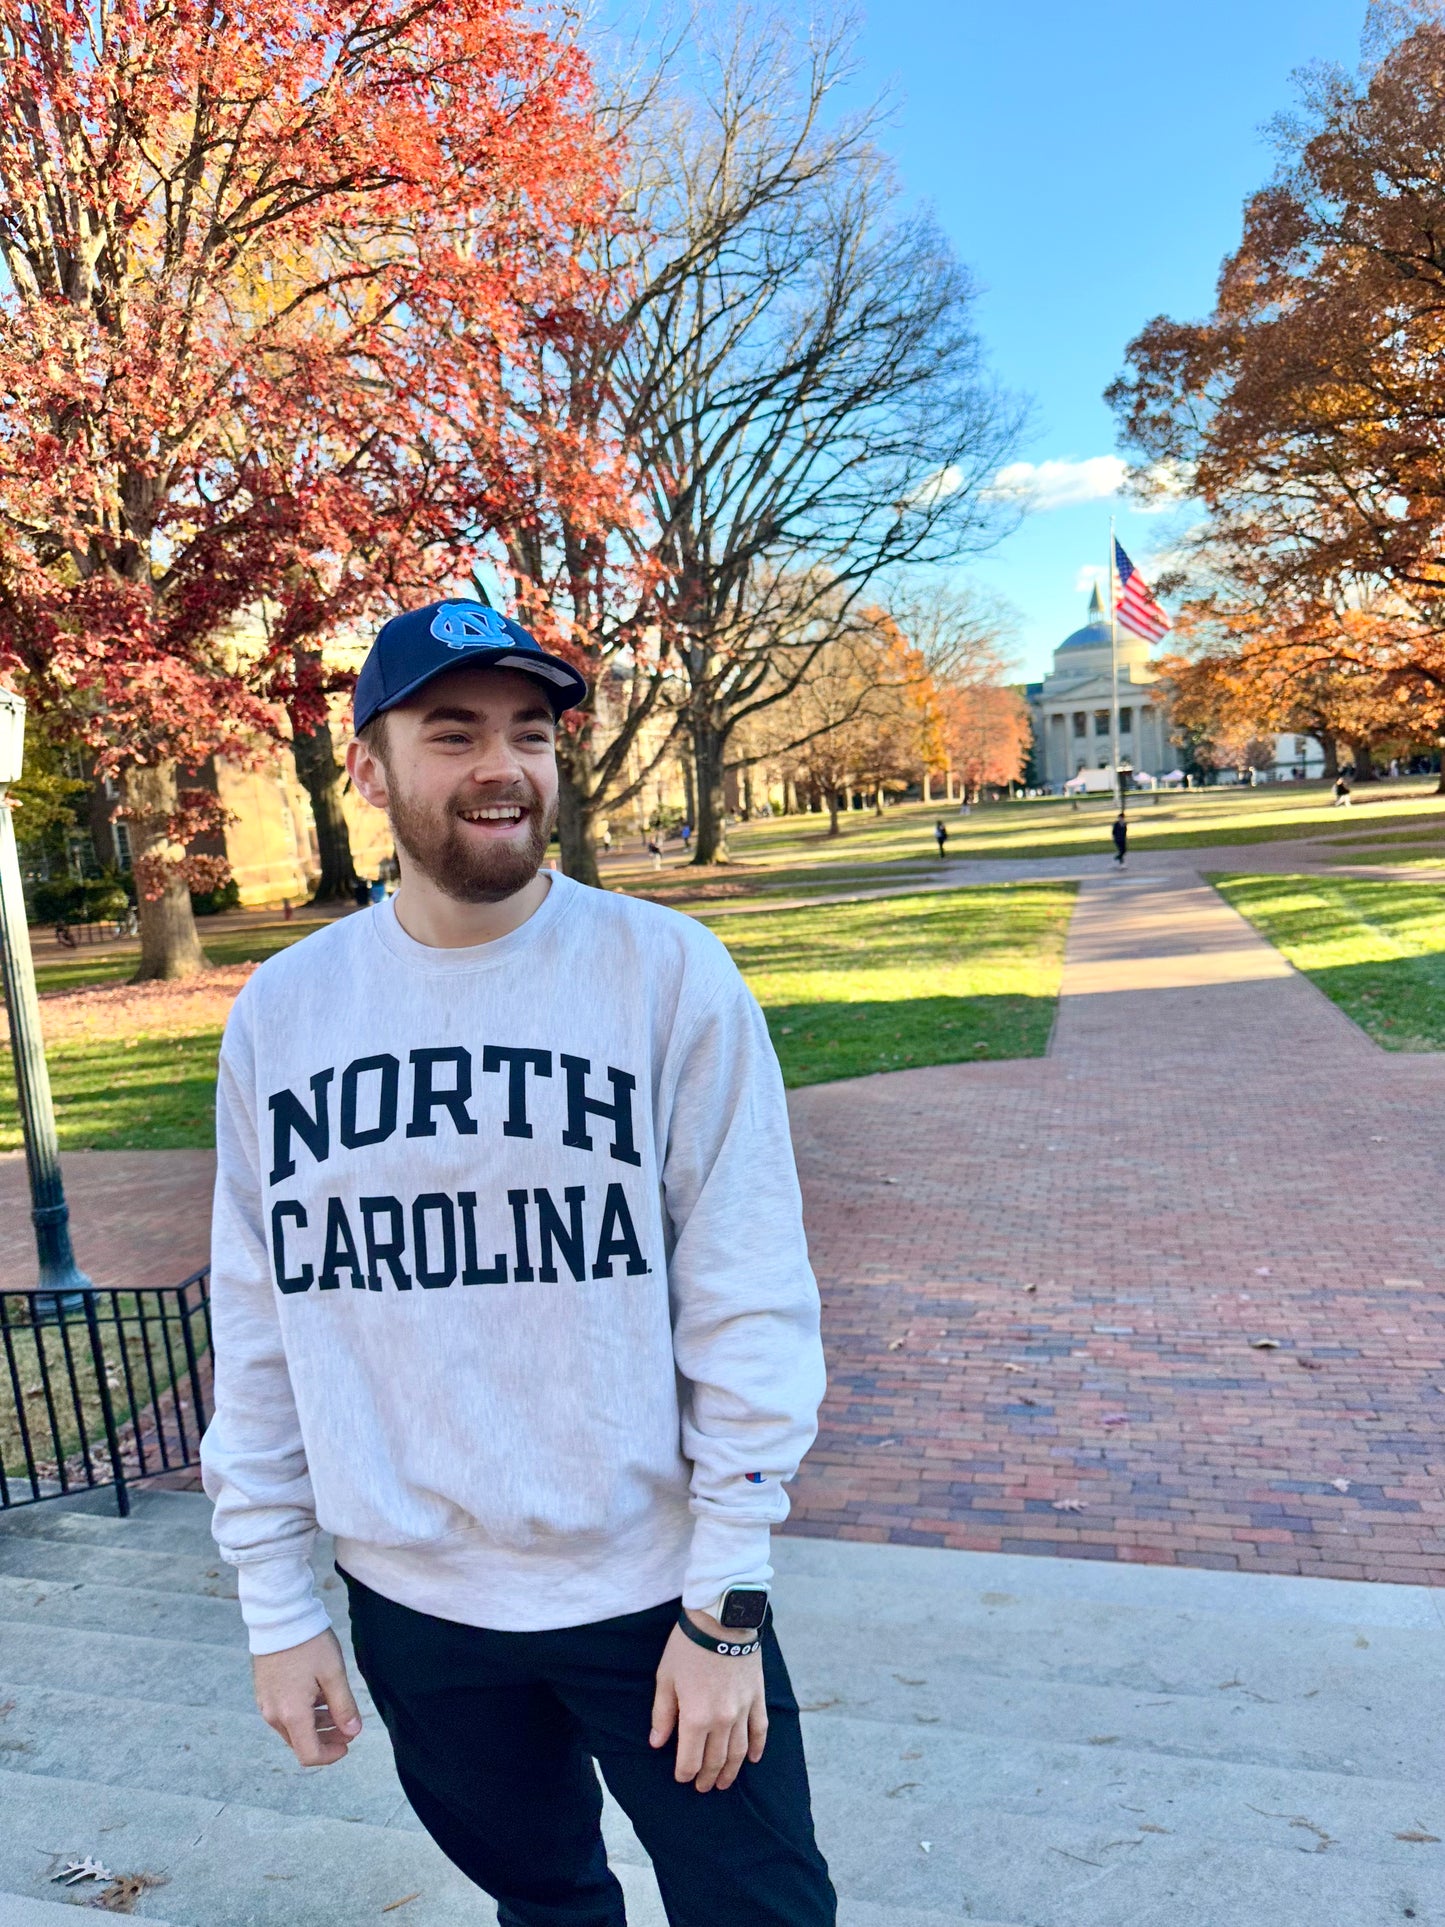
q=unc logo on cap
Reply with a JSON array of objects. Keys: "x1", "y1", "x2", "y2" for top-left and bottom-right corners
[{"x1": 430, "y1": 602, "x2": 510, "y2": 648}]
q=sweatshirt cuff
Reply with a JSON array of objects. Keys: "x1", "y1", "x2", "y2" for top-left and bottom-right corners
[
  {"x1": 681, "y1": 1513, "x2": 774, "y2": 1612},
  {"x1": 236, "y1": 1552, "x2": 334, "y2": 1657}
]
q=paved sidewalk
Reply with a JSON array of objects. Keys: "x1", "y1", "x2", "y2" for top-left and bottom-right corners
[{"x1": 786, "y1": 870, "x2": 1445, "y2": 1584}]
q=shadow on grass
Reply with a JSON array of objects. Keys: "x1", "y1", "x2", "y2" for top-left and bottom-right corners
[
  {"x1": 0, "y1": 1032, "x2": 223, "y2": 1153},
  {"x1": 764, "y1": 994, "x2": 1056, "y2": 1088},
  {"x1": 1300, "y1": 959, "x2": 1445, "y2": 1051}
]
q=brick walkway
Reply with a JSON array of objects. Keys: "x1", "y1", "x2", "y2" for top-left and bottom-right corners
[
  {"x1": 784, "y1": 870, "x2": 1445, "y2": 1584},
  {"x1": 4, "y1": 871, "x2": 1442, "y2": 1581}
]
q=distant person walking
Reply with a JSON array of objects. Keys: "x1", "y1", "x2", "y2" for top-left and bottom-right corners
[
  {"x1": 1112, "y1": 812, "x2": 1128, "y2": 865},
  {"x1": 647, "y1": 836, "x2": 663, "y2": 871},
  {"x1": 680, "y1": 822, "x2": 692, "y2": 852},
  {"x1": 1333, "y1": 775, "x2": 1352, "y2": 807},
  {"x1": 934, "y1": 818, "x2": 948, "y2": 858}
]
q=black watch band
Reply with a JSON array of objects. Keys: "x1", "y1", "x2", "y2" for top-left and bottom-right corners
[{"x1": 676, "y1": 1604, "x2": 768, "y2": 1657}]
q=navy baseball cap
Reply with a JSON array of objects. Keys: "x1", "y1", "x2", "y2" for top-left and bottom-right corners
[{"x1": 352, "y1": 600, "x2": 588, "y2": 732}]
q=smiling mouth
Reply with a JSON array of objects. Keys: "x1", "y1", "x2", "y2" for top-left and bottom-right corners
[{"x1": 458, "y1": 805, "x2": 525, "y2": 825}]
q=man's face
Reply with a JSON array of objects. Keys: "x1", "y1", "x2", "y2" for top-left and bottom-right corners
[{"x1": 349, "y1": 665, "x2": 560, "y2": 903}]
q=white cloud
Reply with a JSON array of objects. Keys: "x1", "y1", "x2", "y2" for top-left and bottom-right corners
[
  {"x1": 1074, "y1": 563, "x2": 1105, "y2": 594},
  {"x1": 990, "y1": 456, "x2": 1130, "y2": 511},
  {"x1": 904, "y1": 464, "x2": 964, "y2": 508}
]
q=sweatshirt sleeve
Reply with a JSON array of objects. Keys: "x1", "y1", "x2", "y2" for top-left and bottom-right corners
[
  {"x1": 199, "y1": 993, "x2": 333, "y2": 1656},
  {"x1": 660, "y1": 957, "x2": 827, "y2": 1610}
]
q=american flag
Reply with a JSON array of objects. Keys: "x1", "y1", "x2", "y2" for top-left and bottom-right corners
[{"x1": 1113, "y1": 540, "x2": 1172, "y2": 643}]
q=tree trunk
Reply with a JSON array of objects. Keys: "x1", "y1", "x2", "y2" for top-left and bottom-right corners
[
  {"x1": 556, "y1": 762, "x2": 602, "y2": 888},
  {"x1": 290, "y1": 713, "x2": 357, "y2": 901},
  {"x1": 1320, "y1": 732, "x2": 1339, "y2": 782},
  {"x1": 690, "y1": 720, "x2": 729, "y2": 863},
  {"x1": 682, "y1": 751, "x2": 697, "y2": 833},
  {"x1": 1350, "y1": 740, "x2": 1376, "y2": 781},
  {"x1": 741, "y1": 764, "x2": 754, "y2": 818},
  {"x1": 784, "y1": 776, "x2": 798, "y2": 814},
  {"x1": 873, "y1": 786, "x2": 884, "y2": 816},
  {"x1": 123, "y1": 762, "x2": 207, "y2": 982},
  {"x1": 827, "y1": 792, "x2": 842, "y2": 836}
]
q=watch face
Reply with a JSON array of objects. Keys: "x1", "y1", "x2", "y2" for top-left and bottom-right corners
[{"x1": 721, "y1": 1587, "x2": 769, "y2": 1629}]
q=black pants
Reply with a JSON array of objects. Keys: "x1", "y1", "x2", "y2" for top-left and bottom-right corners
[{"x1": 339, "y1": 1566, "x2": 837, "y2": 1927}]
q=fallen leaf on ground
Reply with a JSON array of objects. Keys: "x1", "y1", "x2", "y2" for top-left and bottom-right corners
[
  {"x1": 887, "y1": 1338, "x2": 906, "y2": 1351},
  {"x1": 918, "y1": 1842, "x2": 932, "y2": 1853},
  {"x1": 1003, "y1": 1362, "x2": 1026, "y2": 1373},
  {"x1": 89, "y1": 1872, "x2": 169, "y2": 1914},
  {"x1": 1100, "y1": 1413, "x2": 1129, "y2": 1426},
  {"x1": 1138, "y1": 1824, "x2": 1170, "y2": 1835},
  {"x1": 1246, "y1": 1804, "x2": 1336, "y2": 1851},
  {"x1": 1297, "y1": 1357, "x2": 1323, "y2": 1370},
  {"x1": 1395, "y1": 1831, "x2": 1440, "y2": 1844},
  {"x1": 1330, "y1": 1478, "x2": 1351, "y2": 1493},
  {"x1": 1051, "y1": 1498, "x2": 1087, "y2": 1512},
  {"x1": 1249, "y1": 1338, "x2": 1281, "y2": 1350},
  {"x1": 382, "y1": 1896, "x2": 422, "y2": 1914},
  {"x1": 54, "y1": 1860, "x2": 111, "y2": 1887},
  {"x1": 872, "y1": 1437, "x2": 899, "y2": 1449},
  {"x1": 886, "y1": 1782, "x2": 921, "y2": 1797},
  {"x1": 1087, "y1": 1735, "x2": 1121, "y2": 1745},
  {"x1": 1023, "y1": 1282, "x2": 1038, "y2": 1292}
]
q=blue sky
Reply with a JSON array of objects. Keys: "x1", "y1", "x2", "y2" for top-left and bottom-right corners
[{"x1": 844, "y1": 0, "x2": 1367, "y2": 680}]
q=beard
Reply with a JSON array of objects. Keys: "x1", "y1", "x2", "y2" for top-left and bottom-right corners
[{"x1": 387, "y1": 773, "x2": 556, "y2": 904}]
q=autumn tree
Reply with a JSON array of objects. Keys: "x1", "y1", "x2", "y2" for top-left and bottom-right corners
[
  {"x1": 751, "y1": 606, "x2": 934, "y2": 834},
  {"x1": 1158, "y1": 612, "x2": 1410, "y2": 781},
  {"x1": 934, "y1": 683, "x2": 1031, "y2": 802},
  {"x1": 1108, "y1": 2, "x2": 1445, "y2": 787},
  {"x1": 0, "y1": 0, "x2": 603, "y2": 970}
]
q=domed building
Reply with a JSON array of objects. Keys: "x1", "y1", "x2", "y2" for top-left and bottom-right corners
[{"x1": 1026, "y1": 585, "x2": 1176, "y2": 790}]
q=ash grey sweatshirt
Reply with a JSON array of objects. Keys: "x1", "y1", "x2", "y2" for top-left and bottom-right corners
[{"x1": 200, "y1": 875, "x2": 826, "y2": 1654}]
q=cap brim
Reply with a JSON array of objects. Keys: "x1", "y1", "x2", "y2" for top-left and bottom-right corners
[{"x1": 357, "y1": 645, "x2": 588, "y2": 729}]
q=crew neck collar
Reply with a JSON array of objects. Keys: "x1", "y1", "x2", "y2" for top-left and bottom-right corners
[{"x1": 368, "y1": 870, "x2": 577, "y2": 972}]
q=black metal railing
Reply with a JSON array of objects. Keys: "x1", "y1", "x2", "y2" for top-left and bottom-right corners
[{"x1": 0, "y1": 1269, "x2": 211, "y2": 1515}]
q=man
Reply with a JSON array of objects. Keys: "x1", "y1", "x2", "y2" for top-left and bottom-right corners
[
  {"x1": 1112, "y1": 810, "x2": 1128, "y2": 865},
  {"x1": 200, "y1": 600, "x2": 836, "y2": 1926},
  {"x1": 933, "y1": 817, "x2": 948, "y2": 857}
]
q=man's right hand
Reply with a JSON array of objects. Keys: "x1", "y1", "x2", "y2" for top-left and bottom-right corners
[{"x1": 252, "y1": 1626, "x2": 363, "y2": 1767}]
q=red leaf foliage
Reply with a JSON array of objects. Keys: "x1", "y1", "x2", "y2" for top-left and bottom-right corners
[{"x1": 0, "y1": 0, "x2": 615, "y2": 839}]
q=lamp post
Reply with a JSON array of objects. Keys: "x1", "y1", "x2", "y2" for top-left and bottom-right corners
[{"x1": 0, "y1": 685, "x2": 94, "y2": 1319}]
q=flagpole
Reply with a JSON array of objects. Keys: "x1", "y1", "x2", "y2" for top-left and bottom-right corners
[{"x1": 1108, "y1": 516, "x2": 1122, "y2": 813}]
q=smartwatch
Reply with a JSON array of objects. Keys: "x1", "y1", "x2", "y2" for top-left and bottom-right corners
[{"x1": 710, "y1": 1585, "x2": 770, "y2": 1633}]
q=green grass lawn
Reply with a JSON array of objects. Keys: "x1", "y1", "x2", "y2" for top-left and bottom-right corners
[
  {"x1": 703, "y1": 883, "x2": 1075, "y2": 1086},
  {"x1": 1214, "y1": 874, "x2": 1445, "y2": 1050},
  {"x1": 0, "y1": 1032, "x2": 225, "y2": 1153}
]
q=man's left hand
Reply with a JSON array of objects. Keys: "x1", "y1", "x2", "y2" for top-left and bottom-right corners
[{"x1": 649, "y1": 1612, "x2": 767, "y2": 1792}]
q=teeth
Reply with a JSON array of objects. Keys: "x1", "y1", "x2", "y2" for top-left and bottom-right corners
[{"x1": 461, "y1": 807, "x2": 523, "y2": 821}]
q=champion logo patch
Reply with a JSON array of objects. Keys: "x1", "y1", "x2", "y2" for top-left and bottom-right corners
[
  {"x1": 745, "y1": 1472, "x2": 766, "y2": 1483},
  {"x1": 430, "y1": 602, "x2": 511, "y2": 648}
]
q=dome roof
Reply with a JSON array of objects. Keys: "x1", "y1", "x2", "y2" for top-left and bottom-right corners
[{"x1": 1058, "y1": 620, "x2": 1113, "y2": 652}]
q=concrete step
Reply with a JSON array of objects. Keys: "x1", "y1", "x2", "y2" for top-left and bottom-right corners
[
  {"x1": 0, "y1": 1894, "x2": 176, "y2": 1927},
  {"x1": 1, "y1": 1490, "x2": 1440, "y2": 1927},
  {"x1": 0, "y1": 1770, "x2": 1010, "y2": 1927}
]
